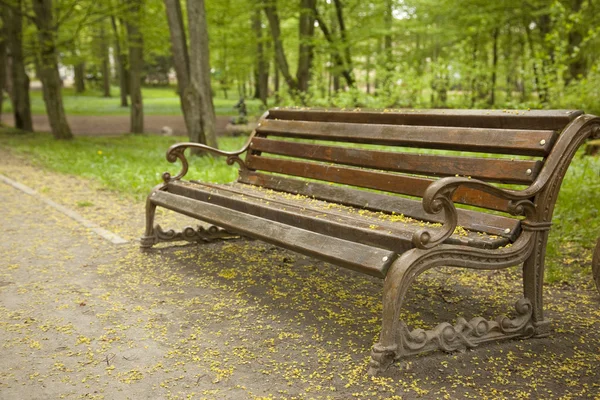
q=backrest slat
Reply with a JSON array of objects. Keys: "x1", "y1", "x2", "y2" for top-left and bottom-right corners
[
  {"x1": 245, "y1": 155, "x2": 510, "y2": 212},
  {"x1": 257, "y1": 120, "x2": 557, "y2": 156},
  {"x1": 242, "y1": 108, "x2": 581, "y2": 215},
  {"x1": 250, "y1": 137, "x2": 542, "y2": 184},
  {"x1": 267, "y1": 108, "x2": 582, "y2": 130}
]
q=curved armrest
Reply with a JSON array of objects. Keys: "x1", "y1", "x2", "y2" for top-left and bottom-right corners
[
  {"x1": 162, "y1": 141, "x2": 251, "y2": 182},
  {"x1": 161, "y1": 111, "x2": 270, "y2": 183},
  {"x1": 413, "y1": 114, "x2": 600, "y2": 250},
  {"x1": 412, "y1": 177, "x2": 533, "y2": 249}
]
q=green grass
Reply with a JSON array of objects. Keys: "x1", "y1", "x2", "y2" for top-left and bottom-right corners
[
  {"x1": 0, "y1": 128, "x2": 247, "y2": 199},
  {"x1": 2, "y1": 86, "x2": 264, "y2": 117},
  {"x1": 1, "y1": 126, "x2": 598, "y2": 284}
]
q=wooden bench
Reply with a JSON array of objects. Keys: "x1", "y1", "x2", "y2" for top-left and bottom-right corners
[{"x1": 141, "y1": 108, "x2": 600, "y2": 375}]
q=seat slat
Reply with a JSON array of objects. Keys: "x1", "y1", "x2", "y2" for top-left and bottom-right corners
[
  {"x1": 257, "y1": 120, "x2": 557, "y2": 156},
  {"x1": 236, "y1": 172, "x2": 520, "y2": 239},
  {"x1": 250, "y1": 137, "x2": 542, "y2": 184},
  {"x1": 245, "y1": 155, "x2": 510, "y2": 212},
  {"x1": 267, "y1": 108, "x2": 582, "y2": 131},
  {"x1": 151, "y1": 189, "x2": 396, "y2": 277},
  {"x1": 169, "y1": 181, "x2": 511, "y2": 252}
]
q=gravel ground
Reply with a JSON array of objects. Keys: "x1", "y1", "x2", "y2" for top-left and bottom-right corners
[{"x1": 0, "y1": 148, "x2": 599, "y2": 399}]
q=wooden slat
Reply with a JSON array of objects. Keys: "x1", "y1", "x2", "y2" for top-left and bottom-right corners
[
  {"x1": 169, "y1": 181, "x2": 511, "y2": 251},
  {"x1": 250, "y1": 137, "x2": 542, "y2": 184},
  {"x1": 267, "y1": 108, "x2": 582, "y2": 131},
  {"x1": 151, "y1": 189, "x2": 396, "y2": 277},
  {"x1": 236, "y1": 172, "x2": 520, "y2": 239},
  {"x1": 257, "y1": 120, "x2": 557, "y2": 156},
  {"x1": 169, "y1": 182, "x2": 413, "y2": 253},
  {"x1": 245, "y1": 155, "x2": 511, "y2": 212}
]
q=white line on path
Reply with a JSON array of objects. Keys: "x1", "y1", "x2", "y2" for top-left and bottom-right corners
[{"x1": 0, "y1": 174, "x2": 128, "y2": 245}]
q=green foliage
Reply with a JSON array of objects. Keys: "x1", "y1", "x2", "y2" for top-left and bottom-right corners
[
  {"x1": 0, "y1": 128, "x2": 246, "y2": 200},
  {"x1": 545, "y1": 151, "x2": 600, "y2": 283}
]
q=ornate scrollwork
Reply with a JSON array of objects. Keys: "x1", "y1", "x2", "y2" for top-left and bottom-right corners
[
  {"x1": 413, "y1": 115, "x2": 600, "y2": 251},
  {"x1": 398, "y1": 298, "x2": 535, "y2": 357},
  {"x1": 412, "y1": 187, "x2": 458, "y2": 249},
  {"x1": 507, "y1": 199, "x2": 536, "y2": 219},
  {"x1": 161, "y1": 111, "x2": 271, "y2": 183},
  {"x1": 142, "y1": 224, "x2": 238, "y2": 247}
]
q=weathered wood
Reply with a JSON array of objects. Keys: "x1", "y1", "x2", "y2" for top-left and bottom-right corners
[
  {"x1": 150, "y1": 189, "x2": 396, "y2": 277},
  {"x1": 169, "y1": 181, "x2": 413, "y2": 253},
  {"x1": 256, "y1": 120, "x2": 557, "y2": 156},
  {"x1": 250, "y1": 137, "x2": 542, "y2": 184},
  {"x1": 267, "y1": 108, "x2": 582, "y2": 131},
  {"x1": 236, "y1": 172, "x2": 520, "y2": 239},
  {"x1": 245, "y1": 155, "x2": 511, "y2": 211},
  {"x1": 172, "y1": 181, "x2": 510, "y2": 251}
]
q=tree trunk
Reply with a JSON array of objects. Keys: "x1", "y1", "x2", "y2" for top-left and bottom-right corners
[
  {"x1": 111, "y1": 15, "x2": 129, "y2": 107},
  {"x1": 164, "y1": 0, "x2": 199, "y2": 145},
  {"x1": 470, "y1": 37, "x2": 478, "y2": 108},
  {"x1": 100, "y1": 23, "x2": 111, "y2": 98},
  {"x1": 252, "y1": 8, "x2": 269, "y2": 106},
  {"x1": 273, "y1": 50, "x2": 280, "y2": 103},
  {"x1": 333, "y1": 0, "x2": 353, "y2": 78},
  {"x1": 489, "y1": 27, "x2": 499, "y2": 106},
  {"x1": 312, "y1": 3, "x2": 355, "y2": 88},
  {"x1": 525, "y1": 22, "x2": 546, "y2": 103},
  {"x1": 187, "y1": 0, "x2": 218, "y2": 150},
  {"x1": 0, "y1": 17, "x2": 6, "y2": 124},
  {"x1": 5, "y1": 0, "x2": 33, "y2": 131},
  {"x1": 263, "y1": 0, "x2": 299, "y2": 94},
  {"x1": 296, "y1": 0, "x2": 315, "y2": 93},
  {"x1": 382, "y1": 0, "x2": 393, "y2": 91},
  {"x1": 127, "y1": 0, "x2": 144, "y2": 134},
  {"x1": 32, "y1": 0, "x2": 73, "y2": 139},
  {"x1": 365, "y1": 50, "x2": 371, "y2": 95},
  {"x1": 566, "y1": 0, "x2": 585, "y2": 84},
  {"x1": 74, "y1": 62, "x2": 86, "y2": 93}
]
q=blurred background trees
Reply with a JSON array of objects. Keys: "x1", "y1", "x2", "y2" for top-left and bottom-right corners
[{"x1": 2, "y1": 0, "x2": 600, "y2": 141}]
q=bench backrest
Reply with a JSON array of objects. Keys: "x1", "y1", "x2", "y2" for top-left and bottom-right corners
[{"x1": 240, "y1": 108, "x2": 582, "y2": 218}]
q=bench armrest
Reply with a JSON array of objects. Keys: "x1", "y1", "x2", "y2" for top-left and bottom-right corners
[
  {"x1": 414, "y1": 114, "x2": 600, "y2": 250},
  {"x1": 162, "y1": 112, "x2": 270, "y2": 182},
  {"x1": 412, "y1": 177, "x2": 533, "y2": 249},
  {"x1": 162, "y1": 141, "x2": 251, "y2": 182}
]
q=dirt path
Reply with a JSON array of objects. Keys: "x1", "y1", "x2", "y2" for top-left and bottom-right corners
[
  {"x1": 1, "y1": 114, "x2": 231, "y2": 136},
  {"x1": 0, "y1": 149, "x2": 599, "y2": 399}
]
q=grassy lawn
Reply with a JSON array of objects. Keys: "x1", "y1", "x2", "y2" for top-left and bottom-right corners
[
  {"x1": 1, "y1": 127, "x2": 598, "y2": 284},
  {"x1": 0, "y1": 128, "x2": 246, "y2": 197},
  {"x1": 1, "y1": 86, "x2": 264, "y2": 117}
]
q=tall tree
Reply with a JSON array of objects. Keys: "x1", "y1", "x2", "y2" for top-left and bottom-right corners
[
  {"x1": 311, "y1": 1, "x2": 355, "y2": 88},
  {"x1": 0, "y1": 11, "x2": 6, "y2": 124},
  {"x1": 164, "y1": 0, "x2": 218, "y2": 150},
  {"x1": 5, "y1": 0, "x2": 32, "y2": 131},
  {"x1": 31, "y1": 0, "x2": 73, "y2": 139},
  {"x1": 126, "y1": 0, "x2": 144, "y2": 133},
  {"x1": 99, "y1": 22, "x2": 111, "y2": 98},
  {"x1": 110, "y1": 14, "x2": 129, "y2": 107},
  {"x1": 262, "y1": 0, "x2": 316, "y2": 100},
  {"x1": 74, "y1": 61, "x2": 86, "y2": 93},
  {"x1": 252, "y1": 6, "x2": 269, "y2": 106}
]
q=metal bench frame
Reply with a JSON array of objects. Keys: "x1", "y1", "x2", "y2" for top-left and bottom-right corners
[{"x1": 141, "y1": 109, "x2": 600, "y2": 375}]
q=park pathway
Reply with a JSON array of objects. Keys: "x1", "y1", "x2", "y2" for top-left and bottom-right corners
[{"x1": 1, "y1": 114, "x2": 230, "y2": 136}]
